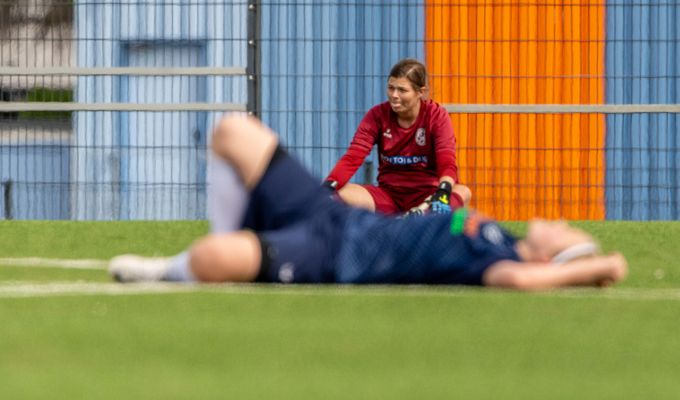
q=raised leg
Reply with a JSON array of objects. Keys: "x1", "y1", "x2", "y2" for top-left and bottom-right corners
[{"x1": 210, "y1": 114, "x2": 279, "y2": 190}]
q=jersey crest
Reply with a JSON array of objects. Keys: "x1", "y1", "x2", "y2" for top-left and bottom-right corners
[
  {"x1": 415, "y1": 128, "x2": 426, "y2": 146},
  {"x1": 481, "y1": 224, "x2": 504, "y2": 245}
]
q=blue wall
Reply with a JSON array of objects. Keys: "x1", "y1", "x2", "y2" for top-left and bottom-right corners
[
  {"x1": 606, "y1": 1, "x2": 680, "y2": 220},
  {"x1": 74, "y1": 0, "x2": 247, "y2": 219},
  {"x1": 56, "y1": 0, "x2": 680, "y2": 220},
  {"x1": 0, "y1": 137, "x2": 70, "y2": 220},
  {"x1": 259, "y1": 1, "x2": 425, "y2": 181}
]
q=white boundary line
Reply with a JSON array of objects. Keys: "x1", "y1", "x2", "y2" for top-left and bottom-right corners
[
  {"x1": 0, "y1": 257, "x2": 107, "y2": 270},
  {"x1": 0, "y1": 281, "x2": 680, "y2": 301},
  {"x1": 2, "y1": 258, "x2": 680, "y2": 301},
  {"x1": 0, "y1": 282, "x2": 196, "y2": 298}
]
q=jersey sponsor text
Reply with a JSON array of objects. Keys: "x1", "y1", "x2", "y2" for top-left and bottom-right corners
[{"x1": 380, "y1": 154, "x2": 428, "y2": 165}]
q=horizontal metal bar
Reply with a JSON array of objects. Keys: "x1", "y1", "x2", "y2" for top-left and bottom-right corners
[
  {"x1": 443, "y1": 104, "x2": 680, "y2": 114},
  {"x1": 0, "y1": 67, "x2": 247, "y2": 76},
  {"x1": 1, "y1": 102, "x2": 247, "y2": 112},
  {"x1": 3, "y1": 103, "x2": 678, "y2": 114}
]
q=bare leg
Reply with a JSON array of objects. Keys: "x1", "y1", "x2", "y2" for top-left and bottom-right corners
[
  {"x1": 189, "y1": 115, "x2": 282, "y2": 281},
  {"x1": 483, "y1": 253, "x2": 628, "y2": 290},
  {"x1": 189, "y1": 231, "x2": 262, "y2": 282},
  {"x1": 337, "y1": 183, "x2": 376, "y2": 211},
  {"x1": 211, "y1": 114, "x2": 279, "y2": 190},
  {"x1": 110, "y1": 115, "x2": 279, "y2": 283}
]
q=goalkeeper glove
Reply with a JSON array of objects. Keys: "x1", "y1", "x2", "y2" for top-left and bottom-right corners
[
  {"x1": 402, "y1": 198, "x2": 431, "y2": 218},
  {"x1": 430, "y1": 181, "x2": 453, "y2": 214}
]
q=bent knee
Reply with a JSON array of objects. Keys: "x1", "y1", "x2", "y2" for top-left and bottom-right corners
[
  {"x1": 211, "y1": 114, "x2": 249, "y2": 152},
  {"x1": 189, "y1": 235, "x2": 227, "y2": 275},
  {"x1": 338, "y1": 184, "x2": 376, "y2": 211}
]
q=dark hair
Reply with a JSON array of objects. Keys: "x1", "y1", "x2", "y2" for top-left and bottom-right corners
[{"x1": 389, "y1": 58, "x2": 428, "y2": 92}]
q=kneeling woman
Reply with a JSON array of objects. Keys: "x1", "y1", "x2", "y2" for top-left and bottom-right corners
[{"x1": 324, "y1": 58, "x2": 471, "y2": 215}]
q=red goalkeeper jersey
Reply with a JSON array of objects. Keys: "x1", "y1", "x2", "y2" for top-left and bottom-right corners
[{"x1": 326, "y1": 99, "x2": 458, "y2": 192}]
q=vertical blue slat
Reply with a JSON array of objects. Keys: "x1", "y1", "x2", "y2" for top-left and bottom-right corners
[
  {"x1": 75, "y1": 0, "x2": 247, "y2": 220},
  {"x1": 74, "y1": 0, "x2": 120, "y2": 219},
  {"x1": 0, "y1": 141, "x2": 69, "y2": 220},
  {"x1": 606, "y1": 0, "x2": 680, "y2": 220},
  {"x1": 260, "y1": 1, "x2": 425, "y2": 181}
]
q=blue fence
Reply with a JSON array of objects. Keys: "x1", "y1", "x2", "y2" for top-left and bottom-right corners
[
  {"x1": 0, "y1": 127, "x2": 70, "y2": 219},
  {"x1": 72, "y1": 0, "x2": 247, "y2": 219},
  {"x1": 259, "y1": 1, "x2": 425, "y2": 181},
  {"x1": 2, "y1": 1, "x2": 679, "y2": 220},
  {"x1": 606, "y1": 0, "x2": 680, "y2": 220}
]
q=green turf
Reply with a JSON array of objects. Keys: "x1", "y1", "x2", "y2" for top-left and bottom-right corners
[
  {"x1": 0, "y1": 221, "x2": 207, "y2": 259},
  {"x1": 1, "y1": 220, "x2": 679, "y2": 399}
]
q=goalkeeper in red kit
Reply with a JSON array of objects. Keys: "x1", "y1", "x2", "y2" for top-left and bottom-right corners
[{"x1": 324, "y1": 58, "x2": 471, "y2": 215}]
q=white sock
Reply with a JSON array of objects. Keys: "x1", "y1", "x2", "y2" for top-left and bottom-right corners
[
  {"x1": 207, "y1": 154, "x2": 249, "y2": 233},
  {"x1": 161, "y1": 155, "x2": 246, "y2": 282},
  {"x1": 162, "y1": 252, "x2": 196, "y2": 282}
]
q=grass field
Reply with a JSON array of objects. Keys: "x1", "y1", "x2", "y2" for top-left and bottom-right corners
[{"x1": 1, "y1": 220, "x2": 680, "y2": 399}]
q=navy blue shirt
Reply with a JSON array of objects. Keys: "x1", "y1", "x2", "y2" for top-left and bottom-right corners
[
  {"x1": 336, "y1": 208, "x2": 521, "y2": 285},
  {"x1": 248, "y1": 149, "x2": 520, "y2": 285}
]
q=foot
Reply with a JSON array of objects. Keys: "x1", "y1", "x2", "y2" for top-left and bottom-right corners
[{"x1": 109, "y1": 255, "x2": 171, "y2": 283}]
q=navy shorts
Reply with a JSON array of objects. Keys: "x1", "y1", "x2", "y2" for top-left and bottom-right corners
[
  {"x1": 242, "y1": 148, "x2": 519, "y2": 286},
  {"x1": 243, "y1": 148, "x2": 348, "y2": 283}
]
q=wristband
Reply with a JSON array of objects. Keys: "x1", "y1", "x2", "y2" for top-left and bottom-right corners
[
  {"x1": 322, "y1": 180, "x2": 338, "y2": 191},
  {"x1": 437, "y1": 181, "x2": 452, "y2": 195}
]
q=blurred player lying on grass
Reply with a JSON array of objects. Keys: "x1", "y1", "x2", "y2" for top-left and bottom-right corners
[{"x1": 109, "y1": 115, "x2": 627, "y2": 290}]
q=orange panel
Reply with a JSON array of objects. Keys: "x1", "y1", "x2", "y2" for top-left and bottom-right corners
[{"x1": 425, "y1": 0, "x2": 606, "y2": 220}]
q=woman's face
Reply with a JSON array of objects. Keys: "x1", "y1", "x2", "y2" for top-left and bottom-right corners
[{"x1": 386, "y1": 76, "x2": 424, "y2": 115}]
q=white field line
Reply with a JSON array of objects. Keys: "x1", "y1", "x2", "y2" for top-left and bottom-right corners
[
  {"x1": 1, "y1": 258, "x2": 680, "y2": 301},
  {"x1": 1, "y1": 280, "x2": 680, "y2": 301},
  {"x1": 0, "y1": 282, "x2": 197, "y2": 298},
  {"x1": 0, "y1": 257, "x2": 108, "y2": 270}
]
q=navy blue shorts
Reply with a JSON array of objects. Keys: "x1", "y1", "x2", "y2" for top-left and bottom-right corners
[
  {"x1": 242, "y1": 148, "x2": 520, "y2": 286},
  {"x1": 243, "y1": 148, "x2": 348, "y2": 283}
]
